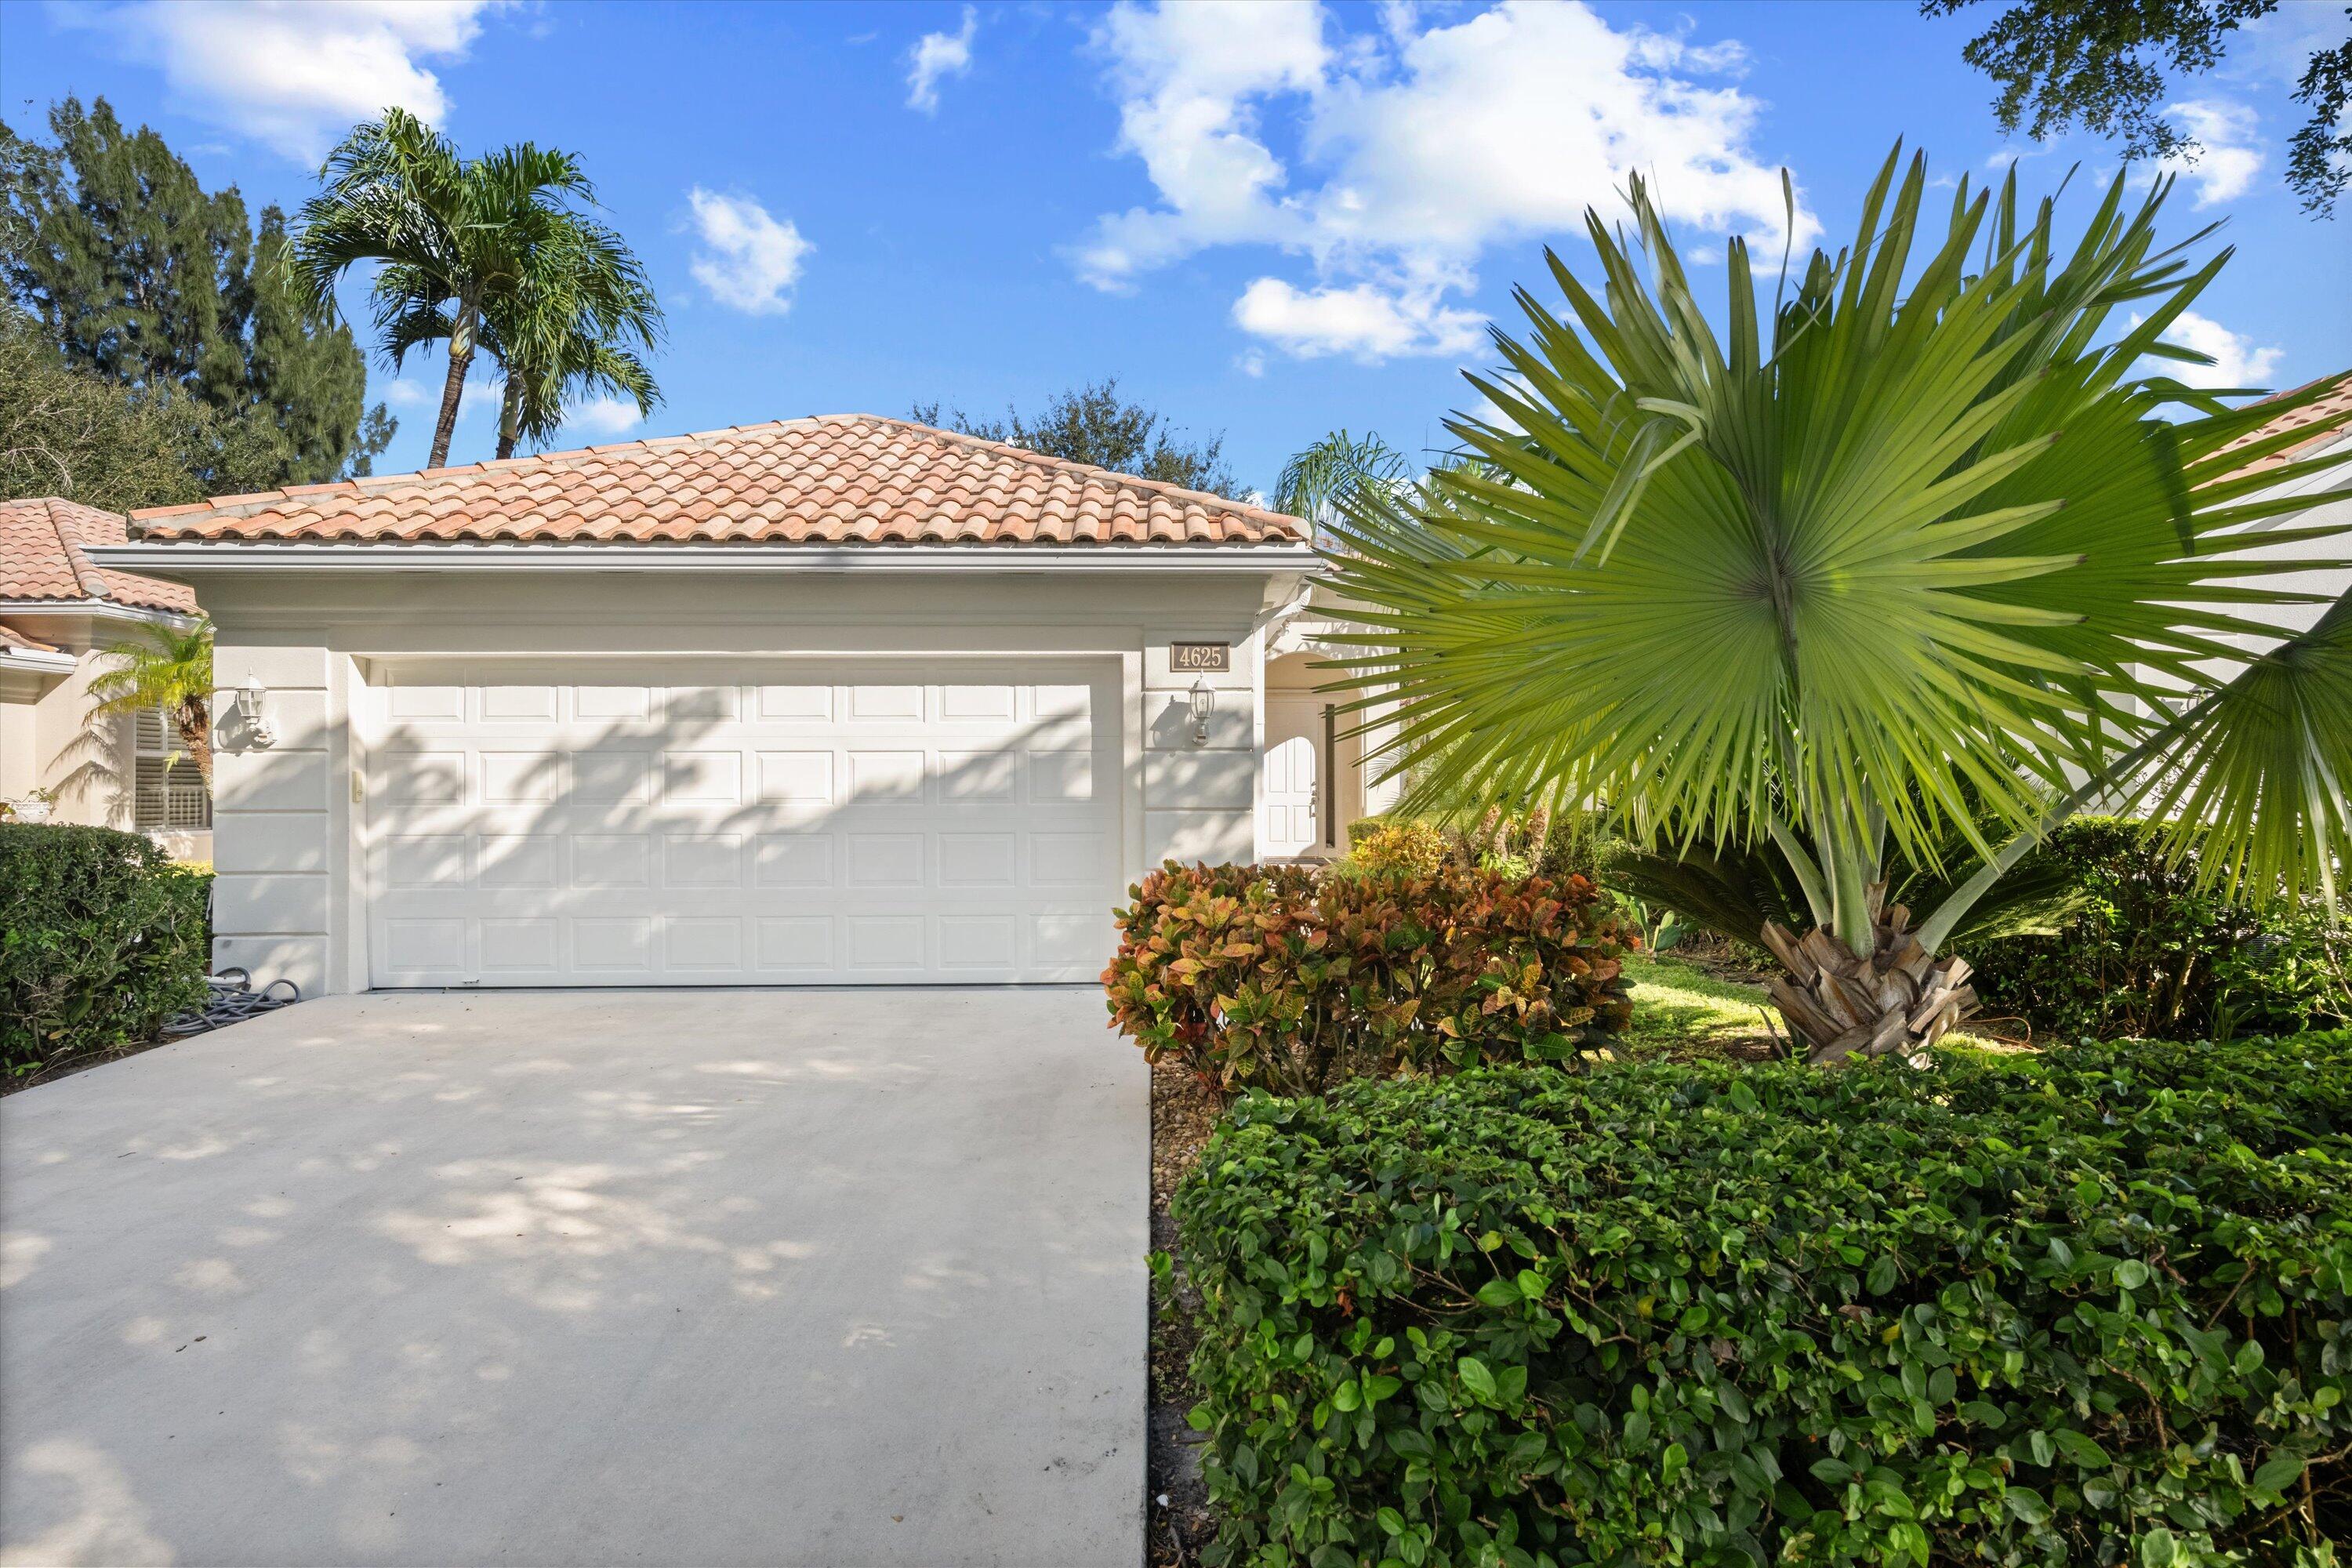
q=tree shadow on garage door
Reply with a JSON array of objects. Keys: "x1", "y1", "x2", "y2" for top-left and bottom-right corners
[{"x1": 349, "y1": 667, "x2": 1127, "y2": 986}]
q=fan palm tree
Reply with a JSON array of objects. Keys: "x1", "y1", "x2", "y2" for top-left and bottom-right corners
[
  {"x1": 285, "y1": 109, "x2": 655, "y2": 469},
  {"x1": 1322, "y1": 144, "x2": 2352, "y2": 1063},
  {"x1": 85, "y1": 615, "x2": 214, "y2": 782}
]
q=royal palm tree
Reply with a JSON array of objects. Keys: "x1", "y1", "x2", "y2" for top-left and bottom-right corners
[
  {"x1": 1323, "y1": 145, "x2": 2352, "y2": 1063},
  {"x1": 376, "y1": 207, "x2": 662, "y2": 461},
  {"x1": 285, "y1": 109, "x2": 656, "y2": 468},
  {"x1": 1276, "y1": 430, "x2": 1413, "y2": 530},
  {"x1": 85, "y1": 615, "x2": 214, "y2": 782}
]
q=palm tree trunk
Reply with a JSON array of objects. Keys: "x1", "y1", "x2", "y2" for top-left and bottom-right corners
[
  {"x1": 1759, "y1": 881, "x2": 1978, "y2": 1065},
  {"x1": 496, "y1": 376, "x2": 522, "y2": 461},
  {"x1": 176, "y1": 700, "x2": 212, "y2": 785},
  {"x1": 429, "y1": 332, "x2": 473, "y2": 469}
]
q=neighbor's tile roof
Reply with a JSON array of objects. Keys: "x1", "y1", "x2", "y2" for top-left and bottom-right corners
[
  {"x1": 2216, "y1": 372, "x2": 2352, "y2": 481},
  {"x1": 0, "y1": 622, "x2": 63, "y2": 655},
  {"x1": 130, "y1": 415, "x2": 1309, "y2": 546},
  {"x1": 0, "y1": 497, "x2": 198, "y2": 612}
]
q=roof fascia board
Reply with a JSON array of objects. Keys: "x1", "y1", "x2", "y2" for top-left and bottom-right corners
[
  {"x1": 0, "y1": 597, "x2": 196, "y2": 626},
  {"x1": 89, "y1": 543, "x2": 1320, "y2": 575}
]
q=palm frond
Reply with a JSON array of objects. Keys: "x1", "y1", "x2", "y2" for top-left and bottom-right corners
[{"x1": 1322, "y1": 140, "x2": 2352, "y2": 912}]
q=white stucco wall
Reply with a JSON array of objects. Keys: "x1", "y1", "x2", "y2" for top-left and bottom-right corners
[{"x1": 175, "y1": 564, "x2": 1301, "y2": 996}]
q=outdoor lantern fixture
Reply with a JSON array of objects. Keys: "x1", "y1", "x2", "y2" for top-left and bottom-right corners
[
  {"x1": 236, "y1": 674, "x2": 277, "y2": 748},
  {"x1": 1188, "y1": 676, "x2": 1216, "y2": 745}
]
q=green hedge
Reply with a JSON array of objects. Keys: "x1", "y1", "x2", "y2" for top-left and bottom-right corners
[
  {"x1": 1174, "y1": 1035, "x2": 2352, "y2": 1565},
  {"x1": 1969, "y1": 818, "x2": 2347, "y2": 1044},
  {"x1": 1105, "y1": 862, "x2": 1636, "y2": 1097},
  {"x1": 1, "y1": 823, "x2": 211, "y2": 1077}
]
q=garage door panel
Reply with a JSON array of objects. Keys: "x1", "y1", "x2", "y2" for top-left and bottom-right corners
[
  {"x1": 479, "y1": 835, "x2": 561, "y2": 887},
  {"x1": 368, "y1": 664, "x2": 1119, "y2": 985}
]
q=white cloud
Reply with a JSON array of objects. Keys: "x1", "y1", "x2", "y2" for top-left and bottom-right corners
[
  {"x1": 379, "y1": 364, "x2": 496, "y2": 423},
  {"x1": 564, "y1": 396, "x2": 647, "y2": 439},
  {"x1": 1233, "y1": 277, "x2": 1483, "y2": 361},
  {"x1": 907, "y1": 6, "x2": 978, "y2": 114},
  {"x1": 2157, "y1": 99, "x2": 2265, "y2": 207},
  {"x1": 2134, "y1": 309, "x2": 2284, "y2": 390},
  {"x1": 60, "y1": 1, "x2": 501, "y2": 162},
  {"x1": 1984, "y1": 140, "x2": 2060, "y2": 169},
  {"x1": 1078, "y1": 0, "x2": 1810, "y2": 363},
  {"x1": 685, "y1": 188, "x2": 812, "y2": 316}
]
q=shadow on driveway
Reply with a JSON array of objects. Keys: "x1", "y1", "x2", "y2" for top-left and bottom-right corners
[{"x1": 0, "y1": 988, "x2": 1145, "y2": 1567}]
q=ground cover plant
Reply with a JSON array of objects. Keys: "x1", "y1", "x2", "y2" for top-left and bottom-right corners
[
  {"x1": 1, "y1": 822, "x2": 209, "y2": 1078},
  {"x1": 1105, "y1": 861, "x2": 1637, "y2": 1098},
  {"x1": 1173, "y1": 1033, "x2": 2352, "y2": 1566}
]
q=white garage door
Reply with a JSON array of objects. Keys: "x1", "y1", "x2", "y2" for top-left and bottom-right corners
[{"x1": 365, "y1": 661, "x2": 1120, "y2": 986}]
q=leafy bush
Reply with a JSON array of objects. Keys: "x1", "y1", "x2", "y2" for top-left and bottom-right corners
[
  {"x1": 1970, "y1": 818, "x2": 2349, "y2": 1043},
  {"x1": 1174, "y1": 1035, "x2": 2352, "y2": 1566},
  {"x1": 1105, "y1": 862, "x2": 1636, "y2": 1097},
  {"x1": 1, "y1": 823, "x2": 211, "y2": 1077},
  {"x1": 1352, "y1": 819, "x2": 1450, "y2": 878},
  {"x1": 1348, "y1": 810, "x2": 1617, "y2": 884}
]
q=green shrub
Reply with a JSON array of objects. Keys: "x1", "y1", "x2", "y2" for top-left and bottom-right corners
[
  {"x1": 1, "y1": 823, "x2": 211, "y2": 1077},
  {"x1": 1971, "y1": 818, "x2": 2349, "y2": 1043},
  {"x1": 1174, "y1": 1034, "x2": 2352, "y2": 1566},
  {"x1": 1353, "y1": 819, "x2": 1450, "y2": 878},
  {"x1": 1347, "y1": 810, "x2": 1619, "y2": 884},
  {"x1": 1105, "y1": 862, "x2": 1636, "y2": 1097}
]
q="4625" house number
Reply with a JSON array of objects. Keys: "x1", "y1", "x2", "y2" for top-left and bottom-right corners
[{"x1": 1171, "y1": 642, "x2": 1230, "y2": 672}]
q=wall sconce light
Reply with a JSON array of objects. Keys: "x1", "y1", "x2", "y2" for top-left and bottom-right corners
[
  {"x1": 1188, "y1": 676, "x2": 1216, "y2": 745},
  {"x1": 236, "y1": 674, "x2": 276, "y2": 748}
]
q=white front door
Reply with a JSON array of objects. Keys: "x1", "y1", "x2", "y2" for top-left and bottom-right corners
[
  {"x1": 1260, "y1": 695, "x2": 1323, "y2": 858},
  {"x1": 363, "y1": 659, "x2": 1120, "y2": 986}
]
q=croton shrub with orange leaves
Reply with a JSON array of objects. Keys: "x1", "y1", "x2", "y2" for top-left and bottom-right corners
[{"x1": 1102, "y1": 861, "x2": 1637, "y2": 1097}]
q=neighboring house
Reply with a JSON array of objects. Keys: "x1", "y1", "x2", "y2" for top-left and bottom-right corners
[
  {"x1": 96, "y1": 417, "x2": 1316, "y2": 995},
  {"x1": 0, "y1": 496, "x2": 209, "y2": 858},
  {"x1": 2208, "y1": 372, "x2": 2352, "y2": 646}
]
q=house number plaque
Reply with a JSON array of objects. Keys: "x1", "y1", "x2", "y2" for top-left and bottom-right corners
[{"x1": 1171, "y1": 641, "x2": 1230, "y2": 672}]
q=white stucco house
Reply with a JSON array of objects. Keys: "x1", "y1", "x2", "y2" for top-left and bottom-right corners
[
  {"x1": 2, "y1": 496, "x2": 210, "y2": 857},
  {"x1": 95, "y1": 416, "x2": 1388, "y2": 996}
]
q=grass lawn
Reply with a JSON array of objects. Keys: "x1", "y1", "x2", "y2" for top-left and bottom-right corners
[
  {"x1": 1620, "y1": 951, "x2": 1786, "y2": 1059},
  {"x1": 1621, "y1": 949, "x2": 2014, "y2": 1060}
]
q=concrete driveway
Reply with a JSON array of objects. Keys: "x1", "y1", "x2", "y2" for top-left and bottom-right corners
[{"x1": 0, "y1": 989, "x2": 1146, "y2": 1567}]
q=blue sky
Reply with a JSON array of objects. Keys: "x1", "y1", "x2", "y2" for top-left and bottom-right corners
[{"x1": 3, "y1": 0, "x2": 2347, "y2": 496}]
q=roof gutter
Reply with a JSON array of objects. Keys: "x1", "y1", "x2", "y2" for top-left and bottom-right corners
[
  {"x1": 90, "y1": 542, "x2": 1322, "y2": 575},
  {"x1": 1, "y1": 649, "x2": 80, "y2": 675},
  {"x1": 0, "y1": 597, "x2": 198, "y2": 627}
]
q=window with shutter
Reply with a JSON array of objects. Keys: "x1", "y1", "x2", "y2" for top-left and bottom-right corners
[{"x1": 130, "y1": 706, "x2": 209, "y2": 829}]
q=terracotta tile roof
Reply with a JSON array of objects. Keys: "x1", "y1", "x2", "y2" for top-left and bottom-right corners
[
  {"x1": 0, "y1": 622, "x2": 63, "y2": 655},
  {"x1": 0, "y1": 497, "x2": 198, "y2": 613},
  {"x1": 2216, "y1": 372, "x2": 2352, "y2": 481},
  {"x1": 129, "y1": 416, "x2": 1308, "y2": 547}
]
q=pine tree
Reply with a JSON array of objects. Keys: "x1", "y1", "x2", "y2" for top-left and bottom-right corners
[{"x1": 0, "y1": 97, "x2": 393, "y2": 492}]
